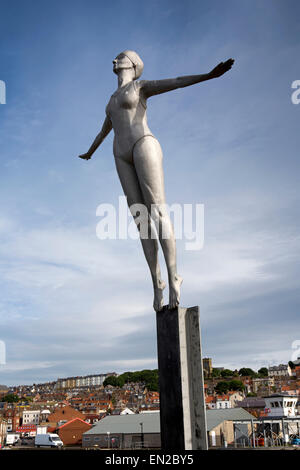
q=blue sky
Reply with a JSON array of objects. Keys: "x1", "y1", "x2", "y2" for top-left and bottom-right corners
[{"x1": 0, "y1": 0, "x2": 300, "y2": 385}]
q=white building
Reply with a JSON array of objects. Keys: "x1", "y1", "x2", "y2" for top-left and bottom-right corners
[
  {"x1": 264, "y1": 394, "x2": 298, "y2": 417},
  {"x1": 216, "y1": 398, "x2": 231, "y2": 409},
  {"x1": 40, "y1": 409, "x2": 51, "y2": 421},
  {"x1": 268, "y1": 364, "x2": 292, "y2": 377},
  {"x1": 56, "y1": 373, "x2": 116, "y2": 389},
  {"x1": 228, "y1": 391, "x2": 244, "y2": 407},
  {"x1": 75, "y1": 374, "x2": 113, "y2": 388},
  {"x1": 252, "y1": 377, "x2": 274, "y2": 393},
  {"x1": 22, "y1": 410, "x2": 40, "y2": 425},
  {"x1": 206, "y1": 396, "x2": 231, "y2": 410}
]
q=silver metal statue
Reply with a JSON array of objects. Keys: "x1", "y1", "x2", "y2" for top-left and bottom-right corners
[{"x1": 79, "y1": 50, "x2": 234, "y2": 311}]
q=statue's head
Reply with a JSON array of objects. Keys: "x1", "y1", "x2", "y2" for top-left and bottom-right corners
[{"x1": 113, "y1": 50, "x2": 144, "y2": 80}]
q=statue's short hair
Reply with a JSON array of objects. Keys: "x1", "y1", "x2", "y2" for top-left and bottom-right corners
[{"x1": 121, "y1": 50, "x2": 144, "y2": 79}]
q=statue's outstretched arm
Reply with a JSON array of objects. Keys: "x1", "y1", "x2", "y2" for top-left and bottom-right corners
[
  {"x1": 79, "y1": 115, "x2": 112, "y2": 160},
  {"x1": 140, "y1": 58, "x2": 234, "y2": 98}
]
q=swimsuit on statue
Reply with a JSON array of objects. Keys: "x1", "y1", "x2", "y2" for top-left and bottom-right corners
[{"x1": 106, "y1": 81, "x2": 157, "y2": 165}]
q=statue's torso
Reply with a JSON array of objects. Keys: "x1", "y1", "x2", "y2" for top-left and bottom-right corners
[{"x1": 106, "y1": 81, "x2": 154, "y2": 160}]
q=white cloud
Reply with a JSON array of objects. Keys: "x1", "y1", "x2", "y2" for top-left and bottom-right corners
[
  {"x1": 1, "y1": 0, "x2": 300, "y2": 384},
  {"x1": 0, "y1": 194, "x2": 298, "y2": 384},
  {"x1": 0, "y1": 361, "x2": 56, "y2": 373}
]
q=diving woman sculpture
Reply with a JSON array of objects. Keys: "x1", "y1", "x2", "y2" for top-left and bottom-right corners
[{"x1": 79, "y1": 50, "x2": 234, "y2": 312}]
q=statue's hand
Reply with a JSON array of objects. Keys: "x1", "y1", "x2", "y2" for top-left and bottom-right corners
[
  {"x1": 78, "y1": 152, "x2": 92, "y2": 160},
  {"x1": 209, "y1": 58, "x2": 234, "y2": 78}
]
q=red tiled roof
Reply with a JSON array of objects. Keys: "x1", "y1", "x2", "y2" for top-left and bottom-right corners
[
  {"x1": 205, "y1": 396, "x2": 215, "y2": 403},
  {"x1": 58, "y1": 418, "x2": 92, "y2": 429}
]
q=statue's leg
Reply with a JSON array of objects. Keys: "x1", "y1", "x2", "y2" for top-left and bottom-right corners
[
  {"x1": 114, "y1": 156, "x2": 166, "y2": 311},
  {"x1": 132, "y1": 136, "x2": 183, "y2": 309}
]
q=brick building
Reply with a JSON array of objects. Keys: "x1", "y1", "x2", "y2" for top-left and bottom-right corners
[
  {"x1": 57, "y1": 418, "x2": 91, "y2": 446},
  {"x1": 46, "y1": 405, "x2": 86, "y2": 427},
  {"x1": 3, "y1": 407, "x2": 21, "y2": 432}
]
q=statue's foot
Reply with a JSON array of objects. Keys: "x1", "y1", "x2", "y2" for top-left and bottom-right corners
[
  {"x1": 168, "y1": 274, "x2": 183, "y2": 310},
  {"x1": 153, "y1": 279, "x2": 166, "y2": 312}
]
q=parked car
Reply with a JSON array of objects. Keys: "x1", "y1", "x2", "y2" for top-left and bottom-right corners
[
  {"x1": 35, "y1": 433, "x2": 63, "y2": 448},
  {"x1": 21, "y1": 438, "x2": 30, "y2": 446},
  {"x1": 5, "y1": 434, "x2": 20, "y2": 446}
]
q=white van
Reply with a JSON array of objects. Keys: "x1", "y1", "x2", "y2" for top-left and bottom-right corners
[
  {"x1": 35, "y1": 433, "x2": 63, "y2": 448},
  {"x1": 6, "y1": 433, "x2": 20, "y2": 446}
]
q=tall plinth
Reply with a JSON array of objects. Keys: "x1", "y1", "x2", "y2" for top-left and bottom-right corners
[{"x1": 156, "y1": 306, "x2": 207, "y2": 450}]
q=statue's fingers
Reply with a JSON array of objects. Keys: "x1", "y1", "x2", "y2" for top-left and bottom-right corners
[{"x1": 224, "y1": 60, "x2": 233, "y2": 70}]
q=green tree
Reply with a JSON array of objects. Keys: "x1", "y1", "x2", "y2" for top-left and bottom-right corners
[
  {"x1": 289, "y1": 361, "x2": 296, "y2": 370},
  {"x1": 215, "y1": 381, "x2": 229, "y2": 394},
  {"x1": 117, "y1": 369, "x2": 159, "y2": 391},
  {"x1": 103, "y1": 375, "x2": 125, "y2": 388},
  {"x1": 211, "y1": 368, "x2": 221, "y2": 378},
  {"x1": 146, "y1": 380, "x2": 159, "y2": 392},
  {"x1": 258, "y1": 367, "x2": 268, "y2": 377},
  {"x1": 220, "y1": 369, "x2": 234, "y2": 378},
  {"x1": 119, "y1": 372, "x2": 134, "y2": 383},
  {"x1": 228, "y1": 380, "x2": 245, "y2": 392},
  {"x1": 2, "y1": 394, "x2": 19, "y2": 403},
  {"x1": 238, "y1": 368, "x2": 256, "y2": 377},
  {"x1": 140, "y1": 369, "x2": 159, "y2": 391}
]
